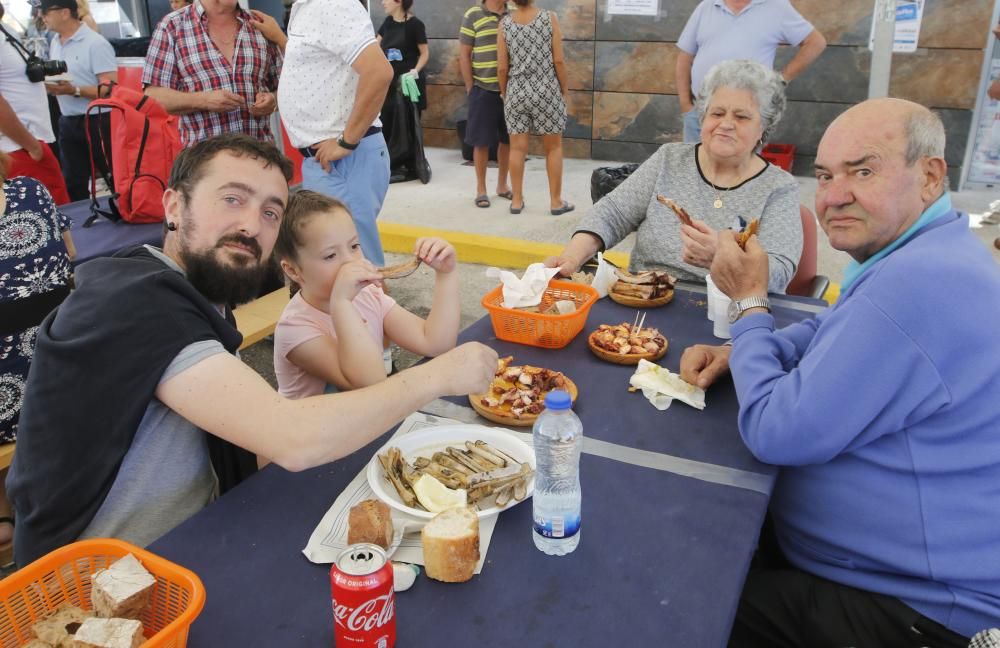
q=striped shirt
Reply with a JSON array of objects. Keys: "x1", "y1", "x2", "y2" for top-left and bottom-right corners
[
  {"x1": 459, "y1": 4, "x2": 504, "y2": 92},
  {"x1": 142, "y1": 1, "x2": 283, "y2": 147}
]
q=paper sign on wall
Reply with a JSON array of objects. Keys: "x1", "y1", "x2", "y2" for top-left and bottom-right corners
[
  {"x1": 868, "y1": 0, "x2": 925, "y2": 53},
  {"x1": 606, "y1": 0, "x2": 659, "y2": 17}
]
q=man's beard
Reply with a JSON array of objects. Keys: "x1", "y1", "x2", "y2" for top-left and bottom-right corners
[{"x1": 179, "y1": 233, "x2": 267, "y2": 306}]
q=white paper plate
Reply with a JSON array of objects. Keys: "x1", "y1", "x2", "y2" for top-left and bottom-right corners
[{"x1": 366, "y1": 424, "x2": 535, "y2": 521}]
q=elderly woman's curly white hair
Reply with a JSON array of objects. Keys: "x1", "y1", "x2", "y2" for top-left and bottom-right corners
[{"x1": 695, "y1": 59, "x2": 787, "y2": 152}]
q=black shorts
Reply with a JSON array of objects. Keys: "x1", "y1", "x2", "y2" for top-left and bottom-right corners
[{"x1": 465, "y1": 85, "x2": 509, "y2": 148}]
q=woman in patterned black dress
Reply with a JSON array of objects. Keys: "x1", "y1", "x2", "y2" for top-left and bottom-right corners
[
  {"x1": 497, "y1": 0, "x2": 574, "y2": 216},
  {"x1": 0, "y1": 151, "x2": 75, "y2": 553}
]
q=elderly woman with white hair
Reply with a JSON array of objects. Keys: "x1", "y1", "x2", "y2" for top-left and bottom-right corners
[{"x1": 546, "y1": 59, "x2": 802, "y2": 292}]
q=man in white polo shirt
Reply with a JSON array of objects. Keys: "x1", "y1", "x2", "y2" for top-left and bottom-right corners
[
  {"x1": 277, "y1": 0, "x2": 393, "y2": 266},
  {"x1": 675, "y1": 0, "x2": 826, "y2": 143},
  {"x1": 0, "y1": 4, "x2": 70, "y2": 204},
  {"x1": 41, "y1": 0, "x2": 117, "y2": 201}
]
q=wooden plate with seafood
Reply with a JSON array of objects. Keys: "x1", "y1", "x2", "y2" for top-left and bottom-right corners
[
  {"x1": 607, "y1": 267, "x2": 676, "y2": 308},
  {"x1": 588, "y1": 321, "x2": 668, "y2": 365},
  {"x1": 468, "y1": 356, "x2": 578, "y2": 427},
  {"x1": 366, "y1": 425, "x2": 535, "y2": 520},
  {"x1": 607, "y1": 291, "x2": 674, "y2": 308}
]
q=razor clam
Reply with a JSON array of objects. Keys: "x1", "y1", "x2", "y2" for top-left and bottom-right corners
[
  {"x1": 475, "y1": 440, "x2": 520, "y2": 466},
  {"x1": 466, "y1": 441, "x2": 507, "y2": 467},
  {"x1": 495, "y1": 484, "x2": 515, "y2": 507},
  {"x1": 446, "y1": 447, "x2": 487, "y2": 473},
  {"x1": 432, "y1": 452, "x2": 475, "y2": 476}
]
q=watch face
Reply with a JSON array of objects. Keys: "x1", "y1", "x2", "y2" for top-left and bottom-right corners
[{"x1": 727, "y1": 299, "x2": 741, "y2": 324}]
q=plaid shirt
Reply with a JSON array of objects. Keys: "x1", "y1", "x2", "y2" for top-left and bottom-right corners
[{"x1": 142, "y1": 1, "x2": 283, "y2": 147}]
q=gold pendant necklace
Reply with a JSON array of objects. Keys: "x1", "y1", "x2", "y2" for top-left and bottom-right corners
[{"x1": 705, "y1": 164, "x2": 736, "y2": 209}]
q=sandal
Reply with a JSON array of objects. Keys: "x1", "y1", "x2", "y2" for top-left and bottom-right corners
[
  {"x1": 474, "y1": 195, "x2": 490, "y2": 208},
  {"x1": 510, "y1": 201, "x2": 525, "y2": 215},
  {"x1": 497, "y1": 190, "x2": 514, "y2": 200},
  {"x1": 551, "y1": 201, "x2": 575, "y2": 216}
]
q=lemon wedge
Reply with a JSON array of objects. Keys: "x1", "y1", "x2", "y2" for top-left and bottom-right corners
[{"x1": 412, "y1": 474, "x2": 467, "y2": 513}]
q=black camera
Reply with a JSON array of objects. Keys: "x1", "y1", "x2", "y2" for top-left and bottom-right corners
[
  {"x1": 24, "y1": 54, "x2": 68, "y2": 83},
  {"x1": 0, "y1": 23, "x2": 68, "y2": 84}
]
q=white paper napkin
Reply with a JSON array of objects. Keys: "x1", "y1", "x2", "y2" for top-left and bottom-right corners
[
  {"x1": 591, "y1": 252, "x2": 618, "y2": 298},
  {"x1": 486, "y1": 263, "x2": 560, "y2": 308},
  {"x1": 629, "y1": 359, "x2": 707, "y2": 411}
]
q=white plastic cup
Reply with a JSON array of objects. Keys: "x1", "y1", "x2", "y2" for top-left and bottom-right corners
[
  {"x1": 706, "y1": 276, "x2": 732, "y2": 339},
  {"x1": 705, "y1": 274, "x2": 716, "y2": 322},
  {"x1": 712, "y1": 294, "x2": 732, "y2": 339}
]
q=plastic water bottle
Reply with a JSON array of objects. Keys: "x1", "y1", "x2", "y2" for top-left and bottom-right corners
[{"x1": 532, "y1": 390, "x2": 583, "y2": 555}]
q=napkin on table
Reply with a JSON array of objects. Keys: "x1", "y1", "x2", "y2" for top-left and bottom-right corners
[{"x1": 629, "y1": 359, "x2": 706, "y2": 411}]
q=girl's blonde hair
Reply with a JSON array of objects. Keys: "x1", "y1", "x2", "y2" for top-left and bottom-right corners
[{"x1": 273, "y1": 190, "x2": 352, "y2": 295}]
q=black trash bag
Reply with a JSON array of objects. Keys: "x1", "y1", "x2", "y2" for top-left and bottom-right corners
[
  {"x1": 590, "y1": 163, "x2": 640, "y2": 203},
  {"x1": 410, "y1": 96, "x2": 431, "y2": 184},
  {"x1": 384, "y1": 80, "x2": 413, "y2": 168},
  {"x1": 383, "y1": 78, "x2": 431, "y2": 183}
]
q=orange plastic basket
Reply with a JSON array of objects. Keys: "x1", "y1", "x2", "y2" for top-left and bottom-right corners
[
  {"x1": 0, "y1": 538, "x2": 205, "y2": 647},
  {"x1": 482, "y1": 279, "x2": 599, "y2": 348}
]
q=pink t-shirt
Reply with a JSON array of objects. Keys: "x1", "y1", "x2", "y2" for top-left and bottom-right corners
[{"x1": 274, "y1": 285, "x2": 397, "y2": 399}]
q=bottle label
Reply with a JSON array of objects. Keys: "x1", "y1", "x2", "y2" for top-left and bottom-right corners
[{"x1": 533, "y1": 513, "x2": 581, "y2": 539}]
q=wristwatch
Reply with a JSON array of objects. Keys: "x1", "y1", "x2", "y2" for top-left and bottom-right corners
[
  {"x1": 73, "y1": 86, "x2": 81, "y2": 98},
  {"x1": 337, "y1": 136, "x2": 358, "y2": 151},
  {"x1": 728, "y1": 295, "x2": 771, "y2": 324}
]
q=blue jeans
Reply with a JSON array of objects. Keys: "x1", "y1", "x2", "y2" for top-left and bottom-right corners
[
  {"x1": 302, "y1": 133, "x2": 391, "y2": 266},
  {"x1": 683, "y1": 109, "x2": 701, "y2": 144}
]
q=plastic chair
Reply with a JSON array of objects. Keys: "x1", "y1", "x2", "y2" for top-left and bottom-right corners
[{"x1": 786, "y1": 205, "x2": 830, "y2": 300}]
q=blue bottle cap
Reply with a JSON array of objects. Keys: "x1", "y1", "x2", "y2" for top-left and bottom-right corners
[{"x1": 544, "y1": 390, "x2": 572, "y2": 410}]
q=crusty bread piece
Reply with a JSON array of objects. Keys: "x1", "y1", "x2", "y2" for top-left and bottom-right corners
[
  {"x1": 347, "y1": 499, "x2": 394, "y2": 550},
  {"x1": 71, "y1": 618, "x2": 144, "y2": 648},
  {"x1": 23, "y1": 640, "x2": 52, "y2": 648},
  {"x1": 31, "y1": 603, "x2": 94, "y2": 647},
  {"x1": 91, "y1": 554, "x2": 156, "y2": 620},
  {"x1": 421, "y1": 507, "x2": 479, "y2": 583}
]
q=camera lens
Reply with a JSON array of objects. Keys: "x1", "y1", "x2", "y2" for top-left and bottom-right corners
[{"x1": 43, "y1": 59, "x2": 68, "y2": 76}]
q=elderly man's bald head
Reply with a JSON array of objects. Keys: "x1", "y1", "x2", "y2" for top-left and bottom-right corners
[{"x1": 826, "y1": 98, "x2": 945, "y2": 166}]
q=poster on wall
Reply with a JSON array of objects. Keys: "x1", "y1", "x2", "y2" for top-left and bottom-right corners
[
  {"x1": 966, "y1": 57, "x2": 1000, "y2": 185},
  {"x1": 868, "y1": 0, "x2": 925, "y2": 53},
  {"x1": 606, "y1": 0, "x2": 659, "y2": 16}
]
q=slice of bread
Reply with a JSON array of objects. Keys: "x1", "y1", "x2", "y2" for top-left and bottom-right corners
[
  {"x1": 421, "y1": 507, "x2": 479, "y2": 583},
  {"x1": 348, "y1": 499, "x2": 394, "y2": 550}
]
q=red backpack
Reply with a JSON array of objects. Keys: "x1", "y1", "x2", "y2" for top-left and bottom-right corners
[{"x1": 85, "y1": 83, "x2": 182, "y2": 225}]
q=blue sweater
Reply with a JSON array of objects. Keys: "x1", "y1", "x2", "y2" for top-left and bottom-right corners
[{"x1": 729, "y1": 209, "x2": 1000, "y2": 637}]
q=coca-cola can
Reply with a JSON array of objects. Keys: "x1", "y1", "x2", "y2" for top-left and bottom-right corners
[{"x1": 331, "y1": 543, "x2": 396, "y2": 648}]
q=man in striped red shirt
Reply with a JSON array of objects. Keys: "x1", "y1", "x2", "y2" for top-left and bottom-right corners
[{"x1": 142, "y1": 0, "x2": 282, "y2": 147}]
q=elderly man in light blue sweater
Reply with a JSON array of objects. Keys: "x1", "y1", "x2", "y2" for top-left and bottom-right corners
[{"x1": 681, "y1": 98, "x2": 1000, "y2": 646}]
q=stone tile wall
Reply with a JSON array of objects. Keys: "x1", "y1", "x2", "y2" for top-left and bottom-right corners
[{"x1": 377, "y1": 0, "x2": 993, "y2": 179}]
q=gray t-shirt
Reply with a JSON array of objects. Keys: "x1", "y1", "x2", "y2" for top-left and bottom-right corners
[
  {"x1": 80, "y1": 339, "x2": 225, "y2": 547},
  {"x1": 80, "y1": 247, "x2": 227, "y2": 547},
  {"x1": 576, "y1": 142, "x2": 802, "y2": 293}
]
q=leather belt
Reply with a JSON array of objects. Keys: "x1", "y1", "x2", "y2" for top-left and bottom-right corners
[{"x1": 298, "y1": 126, "x2": 382, "y2": 158}]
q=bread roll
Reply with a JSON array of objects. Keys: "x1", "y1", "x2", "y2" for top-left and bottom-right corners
[
  {"x1": 348, "y1": 499, "x2": 393, "y2": 550},
  {"x1": 71, "y1": 617, "x2": 144, "y2": 648},
  {"x1": 31, "y1": 603, "x2": 94, "y2": 647},
  {"x1": 91, "y1": 554, "x2": 155, "y2": 620},
  {"x1": 421, "y1": 507, "x2": 479, "y2": 583}
]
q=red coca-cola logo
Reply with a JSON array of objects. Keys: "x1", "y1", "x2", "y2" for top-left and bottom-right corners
[{"x1": 333, "y1": 593, "x2": 395, "y2": 632}]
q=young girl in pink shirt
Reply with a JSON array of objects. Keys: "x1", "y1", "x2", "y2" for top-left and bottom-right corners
[{"x1": 273, "y1": 190, "x2": 461, "y2": 398}]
